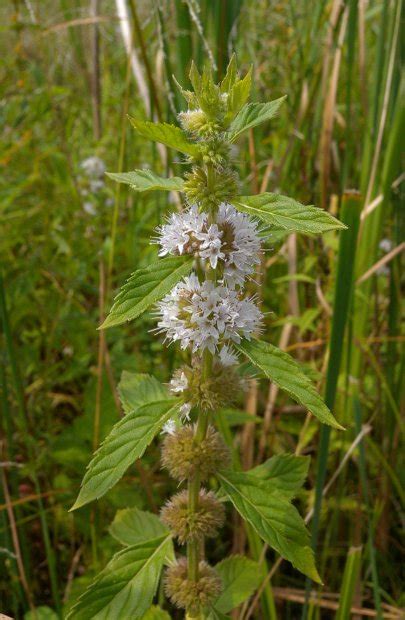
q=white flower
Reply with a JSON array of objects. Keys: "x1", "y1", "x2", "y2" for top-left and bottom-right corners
[
  {"x1": 217, "y1": 203, "x2": 261, "y2": 287},
  {"x1": 80, "y1": 156, "x2": 106, "y2": 179},
  {"x1": 170, "y1": 372, "x2": 188, "y2": 393},
  {"x1": 156, "y1": 204, "x2": 261, "y2": 286},
  {"x1": 219, "y1": 345, "x2": 239, "y2": 367},
  {"x1": 156, "y1": 205, "x2": 208, "y2": 258},
  {"x1": 156, "y1": 277, "x2": 262, "y2": 353},
  {"x1": 161, "y1": 419, "x2": 177, "y2": 435},
  {"x1": 379, "y1": 239, "x2": 392, "y2": 253},
  {"x1": 180, "y1": 403, "x2": 192, "y2": 421},
  {"x1": 90, "y1": 179, "x2": 105, "y2": 193},
  {"x1": 83, "y1": 201, "x2": 97, "y2": 216}
]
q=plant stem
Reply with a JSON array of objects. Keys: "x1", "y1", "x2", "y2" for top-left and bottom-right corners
[{"x1": 187, "y1": 352, "x2": 211, "y2": 593}]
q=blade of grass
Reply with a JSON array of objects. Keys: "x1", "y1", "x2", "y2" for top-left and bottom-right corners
[
  {"x1": 174, "y1": 0, "x2": 193, "y2": 85},
  {"x1": 107, "y1": 49, "x2": 132, "y2": 283},
  {"x1": 336, "y1": 546, "x2": 362, "y2": 620},
  {"x1": 90, "y1": 0, "x2": 102, "y2": 140},
  {"x1": 302, "y1": 192, "x2": 362, "y2": 617},
  {"x1": 353, "y1": 397, "x2": 383, "y2": 618},
  {"x1": 155, "y1": 0, "x2": 181, "y2": 117},
  {"x1": 127, "y1": 0, "x2": 162, "y2": 120}
]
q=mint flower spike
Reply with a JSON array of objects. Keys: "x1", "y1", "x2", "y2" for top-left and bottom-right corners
[{"x1": 69, "y1": 57, "x2": 346, "y2": 620}]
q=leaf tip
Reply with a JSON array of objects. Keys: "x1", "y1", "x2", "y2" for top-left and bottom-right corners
[{"x1": 69, "y1": 498, "x2": 83, "y2": 512}]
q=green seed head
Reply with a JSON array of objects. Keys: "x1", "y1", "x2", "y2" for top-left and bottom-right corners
[
  {"x1": 174, "y1": 361, "x2": 243, "y2": 412},
  {"x1": 161, "y1": 424, "x2": 230, "y2": 481},
  {"x1": 161, "y1": 488, "x2": 225, "y2": 544},
  {"x1": 165, "y1": 557, "x2": 222, "y2": 612}
]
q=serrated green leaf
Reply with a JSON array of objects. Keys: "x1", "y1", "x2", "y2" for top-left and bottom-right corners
[
  {"x1": 228, "y1": 97, "x2": 287, "y2": 141},
  {"x1": 109, "y1": 508, "x2": 168, "y2": 546},
  {"x1": 218, "y1": 471, "x2": 321, "y2": 583},
  {"x1": 233, "y1": 193, "x2": 346, "y2": 234},
  {"x1": 249, "y1": 454, "x2": 310, "y2": 498},
  {"x1": 225, "y1": 67, "x2": 252, "y2": 123},
  {"x1": 189, "y1": 61, "x2": 202, "y2": 95},
  {"x1": 142, "y1": 606, "x2": 171, "y2": 620},
  {"x1": 220, "y1": 54, "x2": 238, "y2": 93},
  {"x1": 129, "y1": 117, "x2": 198, "y2": 156},
  {"x1": 106, "y1": 170, "x2": 184, "y2": 192},
  {"x1": 219, "y1": 408, "x2": 262, "y2": 426},
  {"x1": 100, "y1": 256, "x2": 194, "y2": 329},
  {"x1": 236, "y1": 339, "x2": 343, "y2": 429},
  {"x1": 173, "y1": 75, "x2": 197, "y2": 107},
  {"x1": 71, "y1": 400, "x2": 181, "y2": 510},
  {"x1": 118, "y1": 372, "x2": 168, "y2": 414},
  {"x1": 214, "y1": 555, "x2": 261, "y2": 613},
  {"x1": 67, "y1": 535, "x2": 171, "y2": 619},
  {"x1": 110, "y1": 507, "x2": 175, "y2": 564}
]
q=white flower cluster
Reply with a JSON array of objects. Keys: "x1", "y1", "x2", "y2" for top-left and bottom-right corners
[
  {"x1": 79, "y1": 156, "x2": 113, "y2": 217},
  {"x1": 156, "y1": 274, "x2": 262, "y2": 354},
  {"x1": 156, "y1": 203, "x2": 261, "y2": 287},
  {"x1": 161, "y1": 372, "x2": 191, "y2": 435},
  {"x1": 80, "y1": 156, "x2": 106, "y2": 179}
]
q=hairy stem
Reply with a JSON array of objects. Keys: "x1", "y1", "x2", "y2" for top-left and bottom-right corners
[{"x1": 187, "y1": 351, "x2": 211, "y2": 588}]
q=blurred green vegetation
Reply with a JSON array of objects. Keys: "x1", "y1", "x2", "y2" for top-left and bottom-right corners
[{"x1": 0, "y1": 1, "x2": 403, "y2": 618}]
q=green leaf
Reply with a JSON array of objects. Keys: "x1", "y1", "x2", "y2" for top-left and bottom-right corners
[
  {"x1": 233, "y1": 193, "x2": 346, "y2": 234},
  {"x1": 205, "y1": 609, "x2": 230, "y2": 620},
  {"x1": 106, "y1": 170, "x2": 184, "y2": 192},
  {"x1": 228, "y1": 96, "x2": 287, "y2": 141},
  {"x1": 249, "y1": 454, "x2": 310, "y2": 498},
  {"x1": 24, "y1": 607, "x2": 58, "y2": 620},
  {"x1": 214, "y1": 555, "x2": 262, "y2": 613},
  {"x1": 225, "y1": 67, "x2": 252, "y2": 123},
  {"x1": 67, "y1": 535, "x2": 172, "y2": 619},
  {"x1": 110, "y1": 508, "x2": 168, "y2": 546},
  {"x1": 236, "y1": 339, "x2": 343, "y2": 429},
  {"x1": 129, "y1": 117, "x2": 198, "y2": 156},
  {"x1": 142, "y1": 607, "x2": 171, "y2": 620},
  {"x1": 118, "y1": 372, "x2": 168, "y2": 414},
  {"x1": 110, "y1": 508, "x2": 175, "y2": 564},
  {"x1": 71, "y1": 400, "x2": 181, "y2": 509},
  {"x1": 100, "y1": 255, "x2": 194, "y2": 329},
  {"x1": 219, "y1": 408, "x2": 262, "y2": 426},
  {"x1": 220, "y1": 54, "x2": 238, "y2": 93},
  {"x1": 218, "y1": 470, "x2": 321, "y2": 583}
]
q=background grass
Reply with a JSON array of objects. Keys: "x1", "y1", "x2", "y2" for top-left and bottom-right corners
[{"x1": 0, "y1": 0, "x2": 403, "y2": 618}]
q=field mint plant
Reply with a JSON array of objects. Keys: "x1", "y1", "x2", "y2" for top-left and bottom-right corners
[{"x1": 69, "y1": 58, "x2": 345, "y2": 619}]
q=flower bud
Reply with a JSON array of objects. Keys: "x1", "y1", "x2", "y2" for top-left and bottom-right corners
[
  {"x1": 161, "y1": 424, "x2": 230, "y2": 481},
  {"x1": 183, "y1": 166, "x2": 239, "y2": 210},
  {"x1": 178, "y1": 109, "x2": 222, "y2": 137},
  {"x1": 161, "y1": 489, "x2": 225, "y2": 544},
  {"x1": 165, "y1": 557, "x2": 222, "y2": 612}
]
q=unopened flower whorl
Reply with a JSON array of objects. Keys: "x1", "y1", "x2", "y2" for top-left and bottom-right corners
[
  {"x1": 161, "y1": 489, "x2": 225, "y2": 544},
  {"x1": 183, "y1": 166, "x2": 238, "y2": 210},
  {"x1": 165, "y1": 557, "x2": 222, "y2": 612},
  {"x1": 161, "y1": 424, "x2": 230, "y2": 481}
]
